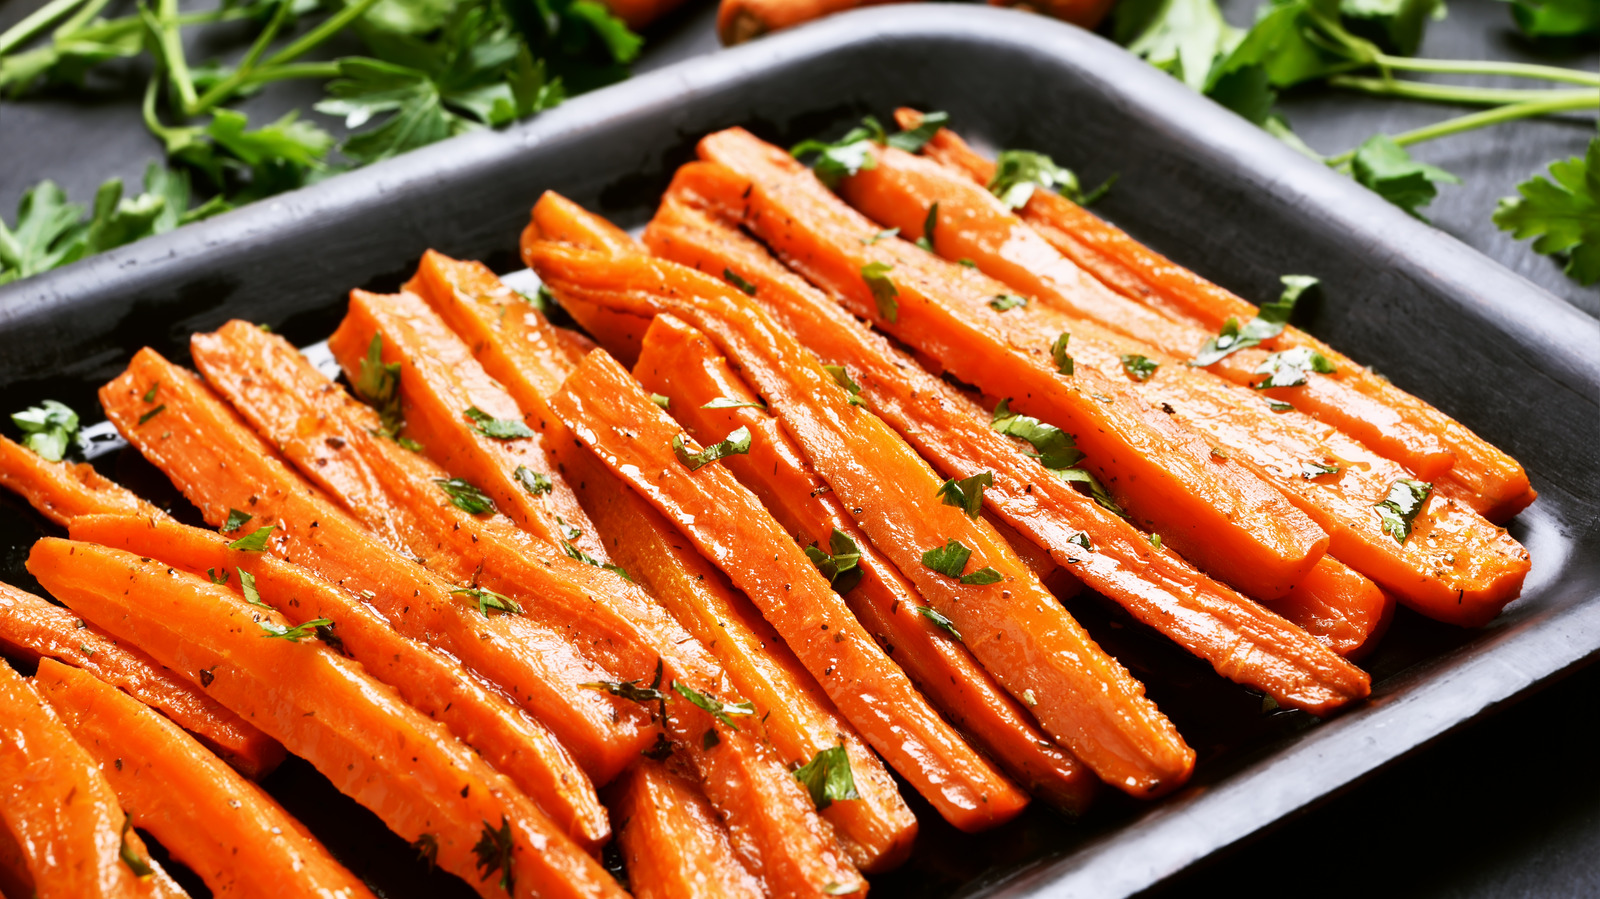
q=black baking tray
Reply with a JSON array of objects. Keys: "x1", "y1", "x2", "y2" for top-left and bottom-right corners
[{"x1": 2, "y1": 6, "x2": 1598, "y2": 898}]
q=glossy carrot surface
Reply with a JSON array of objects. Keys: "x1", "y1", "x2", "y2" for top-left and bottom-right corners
[
  {"x1": 35, "y1": 658, "x2": 376, "y2": 899},
  {"x1": 607, "y1": 760, "x2": 764, "y2": 899},
  {"x1": 0, "y1": 435, "x2": 156, "y2": 527}
]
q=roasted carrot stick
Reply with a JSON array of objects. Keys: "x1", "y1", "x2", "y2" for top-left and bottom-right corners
[
  {"x1": 715, "y1": 0, "x2": 905, "y2": 44},
  {"x1": 0, "y1": 657, "x2": 188, "y2": 899},
  {"x1": 640, "y1": 181, "x2": 1374, "y2": 708},
  {"x1": 551, "y1": 347, "x2": 1038, "y2": 821},
  {"x1": 0, "y1": 434, "x2": 158, "y2": 525},
  {"x1": 29, "y1": 539, "x2": 623, "y2": 899},
  {"x1": 0, "y1": 579, "x2": 284, "y2": 780},
  {"x1": 634, "y1": 312, "x2": 1097, "y2": 811},
  {"x1": 839, "y1": 141, "x2": 1460, "y2": 482},
  {"x1": 35, "y1": 658, "x2": 377, "y2": 898},
  {"x1": 899, "y1": 110, "x2": 1534, "y2": 522},
  {"x1": 194, "y1": 323, "x2": 867, "y2": 895},
  {"x1": 1273, "y1": 559, "x2": 1393, "y2": 660},
  {"x1": 694, "y1": 127, "x2": 1327, "y2": 602},
  {"x1": 100, "y1": 348, "x2": 654, "y2": 781},
  {"x1": 519, "y1": 207, "x2": 655, "y2": 367},
  {"x1": 0, "y1": 815, "x2": 30, "y2": 899},
  {"x1": 68, "y1": 513, "x2": 609, "y2": 851},
  {"x1": 405, "y1": 250, "x2": 913, "y2": 875},
  {"x1": 606, "y1": 759, "x2": 764, "y2": 899}
]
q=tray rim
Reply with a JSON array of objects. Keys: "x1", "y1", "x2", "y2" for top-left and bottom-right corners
[{"x1": 1, "y1": 7, "x2": 1597, "y2": 898}]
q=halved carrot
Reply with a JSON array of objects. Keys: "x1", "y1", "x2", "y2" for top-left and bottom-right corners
[
  {"x1": 1274, "y1": 559, "x2": 1394, "y2": 661},
  {"x1": 900, "y1": 110, "x2": 1534, "y2": 522},
  {"x1": 551, "y1": 346, "x2": 1037, "y2": 821},
  {"x1": 640, "y1": 183, "x2": 1373, "y2": 707},
  {"x1": 634, "y1": 312, "x2": 1097, "y2": 811},
  {"x1": 693, "y1": 128, "x2": 1327, "y2": 602},
  {"x1": 194, "y1": 321, "x2": 867, "y2": 894},
  {"x1": 0, "y1": 656, "x2": 188, "y2": 899},
  {"x1": 99, "y1": 348, "x2": 654, "y2": 781},
  {"x1": 35, "y1": 657, "x2": 376, "y2": 898},
  {"x1": 27, "y1": 539, "x2": 622, "y2": 899},
  {"x1": 404, "y1": 251, "x2": 910, "y2": 876},
  {"x1": 520, "y1": 205, "x2": 655, "y2": 367},
  {"x1": 839, "y1": 141, "x2": 1459, "y2": 482},
  {"x1": 68, "y1": 513, "x2": 610, "y2": 851},
  {"x1": 0, "y1": 579, "x2": 283, "y2": 780},
  {"x1": 0, "y1": 434, "x2": 157, "y2": 526},
  {"x1": 606, "y1": 759, "x2": 764, "y2": 899}
]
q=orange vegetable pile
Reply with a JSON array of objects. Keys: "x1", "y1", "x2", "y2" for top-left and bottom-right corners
[{"x1": 0, "y1": 114, "x2": 1533, "y2": 898}]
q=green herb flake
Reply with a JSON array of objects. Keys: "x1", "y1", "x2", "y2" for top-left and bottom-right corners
[
  {"x1": 119, "y1": 815, "x2": 153, "y2": 878},
  {"x1": 672, "y1": 680, "x2": 756, "y2": 730},
  {"x1": 804, "y1": 527, "x2": 864, "y2": 595},
  {"x1": 137, "y1": 404, "x2": 166, "y2": 426},
  {"x1": 582, "y1": 659, "x2": 667, "y2": 705},
  {"x1": 1375, "y1": 478, "x2": 1432, "y2": 544},
  {"x1": 916, "y1": 606, "x2": 964, "y2": 641},
  {"x1": 1150, "y1": 533, "x2": 1163, "y2": 550},
  {"x1": 450, "y1": 585, "x2": 524, "y2": 617},
  {"x1": 413, "y1": 833, "x2": 439, "y2": 872},
  {"x1": 936, "y1": 471, "x2": 993, "y2": 519},
  {"x1": 723, "y1": 267, "x2": 757, "y2": 296},
  {"x1": 1120, "y1": 354, "x2": 1160, "y2": 381},
  {"x1": 258, "y1": 616, "x2": 332, "y2": 643},
  {"x1": 513, "y1": 465, "x2": 552, "y2": 496},
  {"x1": 886, "y1": 110, "x2": 949, "y2": 153},
  {"x1": 1252, "y1": 346, "x2": 1336, "y2": 389},
  {"x1": 226, "y1": 525, "x2": 275, "y2": 552},
  {"x1": 702, "y1": 396, "x2": 766, "y2": 410},
  {"x1": 790, "y1": 117, "x2": 886, "y2": 186},
  {"x1": 238, "y1": 569, "x2": 270, "y2": 608},
  {"x1": 1051, "y1": 332, "x2": 1074, "y2": 376},
  {"x1": 207, "y1": 567, "x2": 230, "y2": 586},
  {"x1": 989, "y1": 294, "x2": 1027, "y2": 312},
  {"x1": 465, "y1": 406, "x2": 535, "y2": 439},
  {"x1": 823, "y1": 365, "x2": 867, "y2": 408},
  {"x1": 435, "y1": 478, "x2": 497, "y2": 514},
  {"x1": 354, "y1": 334, "x2": 404, "y2": 436},
  {"x1": 672, "y1": 426, "x2": 752, "y2": 471},
  {"x1": 794, "y1": 745, "x2": 862, "y2": 810},
  {"x1": 473, "y1": 816, "x2": 515, "y2": 894},
  {"x1": 991, "y1": 398, "x2": 1085, "y2": 470},
  {"x1": 1190, "y1": 275, "x2": 1318, "y2": 366},
  {"x1": 920, "y1": 538, "x2": 1003, "y2": 584},
  {"x1": 862, "y1": 227, "x2": 899, "y2": 245},
  {"x1": 860, "y1": 261, "x2": 899, "y2": 322},
  {"x1": 1267, "y1": 399, "x2": 1295, "y2": 412},
  {"x1": 142, "y1": 382, "x2": 159, "y2": 403},
  {"x1": 957, "y1": 258, "x2": 978, "y2": 268},
  {"x1": 10, "y1": 400, "x2": 79, "y2": 462},
  {"x1": 650, "y1": 393, "x2": 671, "y2": 409},
  {"x1": 1493, "y1": 137, "x2": 1600, "y2": 286},
  {"x1": 1055, "y1": 466, "x2": 1127, "y2": 518},
  {"x1": 916, "y1": 202, "x2": 939, "y2": 253},
  {"x1": 1352, "y1": 135, "x2": 1461, "y2": 222},
  {"x1": 223, "y1": 509, "x2": 252, "y2": 532},
  {"x1": 1301, "y1": 460, "x2": 1342, "y2": 479},
  {"x1": 1068, "y1": 531, "x2": 1093, "y2": 552},
  {"x1": 988, "y1": 149, "x2": 1113, "y2": 208}
]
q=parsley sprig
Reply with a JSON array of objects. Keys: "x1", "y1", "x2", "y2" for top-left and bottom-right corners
[{"x1": 794, "y1": 745, "x2": 861, "y2": 810}]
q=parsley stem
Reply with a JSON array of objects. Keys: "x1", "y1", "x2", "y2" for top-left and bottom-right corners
[
  {"x1": 238, "y1": 0, "x2": 293, "y2": 76},
  {"x1": 264, "y1": 0, "x2": 384, "y2": 68},
  {"x1": 1325, "y1": 93, "x2": 1600, "y2": 166},
  {"x1": 1329, "y1": 77, "x2": 1597, "y2": 108},
  {"x1": 188, "y1": 0, "x2": 381, "y2": 115},
  {"x1": 1372, "y1": 53, "x2": 1600, "y2": 89},
  {"x1": 148, "y1": 0, "x2": 199, "y2": 113},
  {"x1": 0, "y1": 0, "x2": 92, "y2": 56}
]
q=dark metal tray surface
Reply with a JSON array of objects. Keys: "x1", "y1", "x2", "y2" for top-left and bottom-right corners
[{"x1": 1, "y1": 7, "x2": 1597, "y2": 898}]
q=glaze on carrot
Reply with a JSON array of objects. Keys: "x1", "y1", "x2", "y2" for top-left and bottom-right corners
[
  {"x1": 693, "y1": 127, "x2": 1327, "y2": 602},
  {"x1": 0, "y1": 657, "x2": 188, "y2": 899},
  {"x1": 0, "y1": 435, "x2": 157, "y2": 526},
  {"x1": 607, "y1": 759, "x2": 764, "y2": 899},
  {"x1": 35, "y1": 658, "x2": 376, "y2": 899},
  {"x1": 0, "y1": 579, "x2": 284, "y2": 780},
  {"x1": 99, "y1": 348, "x2": 654, "y2": 781},
  {"x1": 899, "y1": 110, "x2": 1535, "y2": 522}
]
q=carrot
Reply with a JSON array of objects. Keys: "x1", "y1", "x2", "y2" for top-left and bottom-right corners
[
  {"x1": 194, "y1": 322, "x2": 867, "y2": 895},
  {"x1": 986, "y1": 0, "x2": 1115, "y2": 28},
  {"x1": 27, "y1": 539, "x2": 622, "y2": 899},
  {"x1": 519, "y1": 210, "x2": 655, "y2": 367},
  {"x1": 67, "y1": 513, "x2": 610, "y2": 852},
  {"x1": 606, "y1": 759, "x2": 764, "y2": 899},
  {"x1": 0, "y1": 657, "x2": 188, "y2": 899},
  {"x1": 0, "y1": 579, "x2": 284, "y2": 780},
  {"x1": 634, "y1": 312, "x2": 1097, "y2": 811},
  {"x1": 34, "y1": 658, "x2": 376, "y2": 898},
  {"x1": 642, "y1": 179, "x2": 1374, "y2": 709},
  {"x1": 0, "y1": 813, "x2": 30, "y2": 899},
  {"x1": 899, "y1": 110, "x2": 1535, "y2": 522},
  {"x1": 99, "y1": 348, "x2": 655, "y2": 782},
  {"x1": 551, "y1": 346, "x2": 1040, "y2": 821},
  {"x1": 838, "y1": 141, "x2": 1459, "y2": 482},
  {"x1": 714, "y1": 0, "x2": 905, "y2": 44},
  {"x1": 1274, "y1": 559, "x2": 1394, "y2": 660},
  {"x1": 693, "y1": 127, "x2": 1328, "y2": 602},
  {"x1": 0, "y1": 433, "x2": 157, "y2": 526}
]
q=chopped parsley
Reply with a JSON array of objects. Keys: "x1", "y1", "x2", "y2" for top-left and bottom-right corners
[
  {"x1": 1375, "y1": 478, "x2": 1432, "y2": 544},
  {"x1": 794, "y1": 745, "x2": 861, "y2": 810},
  {"x1": 804, "y1": 527, "x2": 864, "y2": 595},
  {"x1": 582, "y1": 659, "x2": 667, "y2": 705},
  {"x1": 1300, "y1": 460, "x2": 1342, "y2": 480},
  {"x1": 860, "y1": 261, "x2": 899, "y2": 323},
  {"x1": 862, "y1": 227, "x2": 899, "y2": 245},
  {"x1": 790, "y1": 118, "x2": 884, "y2": 186},
  {"x1": 142, "y1": 383, "x2": 159, "y2": 403},
  {"x1": 119, "y1": 815, "x2": 152, "y2": 877},
  {"x1": 988, "y1": 149, "x2": 1114, "y2": 209},
  {"x1": 917, "y1": 605, "x2": 963, "y2": 641},
  {"x1": 1050, "y1": 332, "x2": 1074, "y2": 376},
  {"x1": 435, "y1": 478, "x2": 496, "y2": 515},
  {"x1": 258, "y1": 616, "x2": 332, "y2": 643},
  {"x1": 465, "y1": 406, "x2": 535, "y2": 439},
  {"x1": 723, "y1": 268, "x2": 757, "y2": 296},
  {"x1": 207, "y1": 567, "x2": 229, "y2": 585},
  {"x1": 916, "y1": 202, "x2": 938, "y2": 253},
  {"x1": 413, "y1": 833, "x2": 439, "y2": 872},
  {"x1": 354, "y1": 333, "x2": 404, "y2": 437},
  {"x1": 991, "y1": 398, "x2": 1085, "y2": 470},
  {"x1": 672, "y1": 426, "x2": 752, "y2": 471},
  {"x1": 1120, "y1": 354, "x2": 1160, "y2": 381},
  {"x1": 702, "y1": 396, "x2": 765, "y2": 410},
  {"x1": 238, "y1": 569, "x2": 270, "y2": 608},
  {"x1": 1190, "y1": 275, "x2": 1319, "y2": 366},
  {"x1": 137, "y1": 405, "x2": 166, "y2": 426},
  {"x1": 222, "y1": 508, "x2": 252, "y2": 532},
  {"x1": 823, "y1": 365, "x2": 867, "y2": 408},
  {"x1": 513, "y1": 465, "x2": 552, "y2": 496},
  {"x1": 936, "y1": 471, "x2": 993, "y2": 519},
  {"x1": 10, "y1": 400, "x2": 79, "y2": 462},
  {"x1": 886, "y1": 110, "x2": 949, "y2": 153},
  {"x1": 1252, "y1": 347, "x2": 1336, "y2": 389},
  {"x1": 1149, "y1": 533, "x2": 1163, "y2": 550},
  {"x1": 989, "y1": 294, "x2": 1027, "y2": 312},
  {"x1": 920, "y1": 539, "x2": 1002, "y2": 585},
  {"x1": 226, "y1": 525, "x2": 275, "y2": 552},
  {"x1": 672, "y1": 681, "x2": 755, "y2": 730},
  {"x1": 473, "y1": 816, "x2": 515, "y2": 894},
  {"x1": 1267, "y1": 399, "x2": 1295, "y2": 412},
  {"x1": 1068, "y1": 531, "x2": 1093, "y2": 552},
  {"x1": 1057, "y1": 467, "x2": 1127, "y2": 518},
  {"x1": 650, "y1": 393, "x2": 671, "y2": 409},
  {"x1": 450, "y1": 586, "x2": 523, "y2": 617}
]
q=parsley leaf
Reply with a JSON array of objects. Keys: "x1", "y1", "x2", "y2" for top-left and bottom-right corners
[
  {"x1": 862, "y1": 227, "x2": 899, "y2": 245},
  {"x1": 238, "y1": 569, "x2": 271, "y2": 608},
  {"x1": 1493, "y1": 138, "x2": 1600, "y2": 286},
  {"x1": 672, "y1": 681, "x2": 756, "y2": 729},
  {"x1": 1252, "y1": 346, "x2": 1336, "y2": 388},
  {"x1": 920, "y1": 538, "x2": 1002, "y2": 584},
  {"x1": 473, "y1": 816, "x2": 515, "y2": 894},
  {"x1": 916, "y1": 605, "x2": 964, "y2": 641},
  {"x1": 227, "y1": 525, "x2": 275, "y2": 552},
  {"x1": 10, "y1": 400, "x2": 79, "y2": 461},
  {"x1": 989, "y1": 294, "x2": 1027, "y2": 312},
  {"x1": 991, "y1": 398, "x2": 1085, "y2": 470},
  {"x1": 822, "y1": 365, "x2": 867, "y2": 408},
  {"x1": 791, "y1": 117, "x2": 886, "y2": 186},
  {"x1": 723, "y1": 267, "x2": 757, "y2": 295},
  {"x1": 465, "y1": 406, "x2": 535, "y2": 439},
  {"x1": 672, "y1": 426, "x2": 752, "y2": 471},
  {"x1": 794, "y1": 745, "x2": 861, "y2": 810},
  {"x1": 514, "y1": 465, "x2": 552, "y2": 495},
  {"x1": 701, "y1": 396, "x2": 765, "y2": 410},
  {"x1": 223, "y1": 508, "x2": 253, "y2": 532},
  {"x1": 1115, "y1": 0, "x2": 1240, "y2": 91},
  {"x1": 208, "y1": 567, "x2": 230, "y2": 585},
  {"x1": 119, "y1": 815, "x2": 153, "y2": 877},
  {"x1": 988, "y1": 150, "x2": 1114, "y2": 209},
  {"x1": 1375, "y1": 477, "x2": 1431, "y2": 543},
  {"x1": 450, "y1": 585, "x2": 523, "y2": 616},
  {"x1": 435, "y1": 477, "x2": 497, "y2": 514},
  {"x1": 804, "y1": 527, "x2": 864, "y2": 595},
  {"x1": 1054, "y1": 466, "x2": 1127, "y2": 518},
  {"x1": 1068, "y1": 531, "x2": 1093, "y2": 552},
  {"x1": 1351, "y1": 135, "x2": 1461, "y2": 222},
  {"x1": 860, "y1": 261, "x2": 898, "y2": 322},
  {"x1": 1051, "y1": 331, "x2": 1075, "y2": 376},
  {"x1": 1301, "y1": 459, "x2": 1342, "y2": 479},
  {"x1": 1340, "y1": 0, "x2": 1445, "y2": 55},
  {"x1": 1121, "y1": 354, "x2": 1160, "y2": 381},
  {"x1": 582, "y1": 659, "x2": 667, "y2": 704},
  {"x1": 916, "y1": 202, "x2": 938, "y2": 253},
  {"x1": 353, "y1": 333, "x2": 405, "y2": 436},
  {"x1": 886, "y1": 110, "x2": 949, "y2": 153},
  {"x1": 1498, "y1": 0, "x2": 1600, "y2": 36},
  {"x1": 650, "y1": 393, "x2": 671, "y2": 409},
  {"x1": 259, "y1": 616, "x2": 333, "y2": 642},
  {"x1": 936, "y1": 471, "x2": 993, "y2": 519},
  {"x1": 1191, "y1": 274, "x2": 1318, "y2": 366}
]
